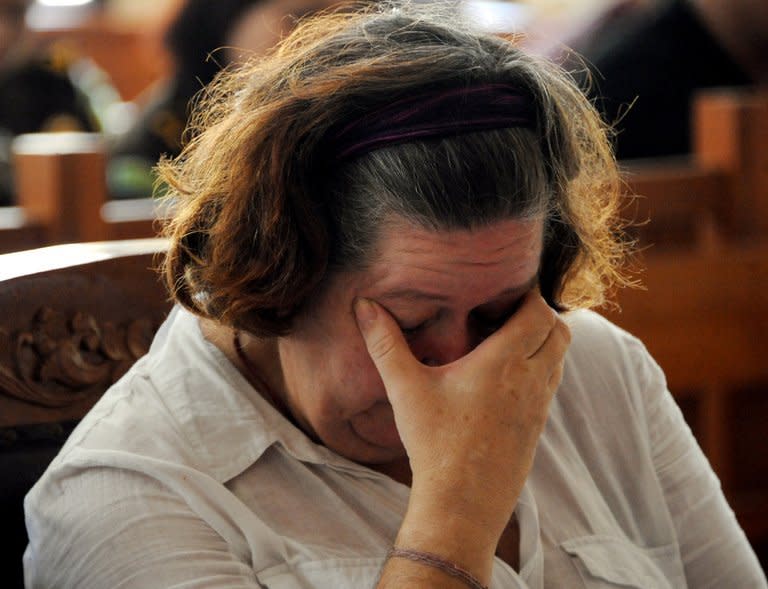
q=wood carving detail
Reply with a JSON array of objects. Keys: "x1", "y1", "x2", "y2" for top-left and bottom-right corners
[{"x1": 0, "y1": 307, "x2": 157, "y2": 408}]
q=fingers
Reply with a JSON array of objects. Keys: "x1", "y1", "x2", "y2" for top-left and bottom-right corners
[
  {"x1": 354, "y1": 298, "x2": 421, "y2": 392},
  {"x1": 541, "y1": 317, "x2": 571, "y2": 392},
  {"x1": 472, "y1": 290, "x2": 570, "y2": 398},
  {"x1": 547, "y1": 316, "x2": 572, "y2": 359},
  {"x1": 482, "y1": 290, "x2": 558, "y2": 359}
]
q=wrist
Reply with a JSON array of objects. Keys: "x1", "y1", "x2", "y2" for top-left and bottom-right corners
[
  {"x1": 396, "y1": 493, "x2": 505, "y2": 584},
  {"x1": 408, "y1": 470, "x2": 520, "y2": 540},
  {"x1": 386, "y1": 547, "x2": 489, "y2": 589}
]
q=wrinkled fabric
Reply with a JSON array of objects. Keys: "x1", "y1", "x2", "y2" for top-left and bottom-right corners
[{"x1": 24, "y1": 307, "x2": 766, "y2": 588}]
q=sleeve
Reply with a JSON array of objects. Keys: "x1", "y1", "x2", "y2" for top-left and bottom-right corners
[
  {"x1": 24, "y1": 465, "x2": 264, "y2": 589},
  {"x1": 639, "y1": 348, "x2": 768, "y2": 588}
]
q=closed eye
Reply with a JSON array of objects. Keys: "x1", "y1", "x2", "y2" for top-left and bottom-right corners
[
  {"x1": 397, "y1": 313, "x2": 440, "y2": 338},
  {"x1": 472, "y1": 315, "x2": 506, "y2": 336},
  {"x1": 471, "y1": 297, "x2": 525, "y2": 335},
  {"x1": 400, "y1": 321, "x2": 428, "y2": 337}
]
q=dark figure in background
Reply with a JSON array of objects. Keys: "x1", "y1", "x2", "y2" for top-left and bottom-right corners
[
  {"x1": 0, "y1": 0, "x2": 99, "y2": 205},
  {"x1": 569, "y1": 0, "x2": 767, "y2": 159},
  {"x1": 108, "y1": 0, "x2": 348, "y2": 198}
]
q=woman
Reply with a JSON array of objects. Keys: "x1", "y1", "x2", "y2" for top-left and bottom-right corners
[{"x1": 24, "y1": 5, "x2": 765, "y2": 588}]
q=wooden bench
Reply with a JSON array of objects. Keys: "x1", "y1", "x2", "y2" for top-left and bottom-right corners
[
  {"x1": 621, "y1": 87, "x2": 768, "y2": 251},
  {"x1": 0, "y1": 207, "x2": 46, "y2": 255},
  {"x1": 10, "y1": 133, "x2": 109, "y2": 247},
  {"x1": 2, "y1": 87, "x2": 764, "y2": 253},
  {"x1": 0, "y1": 238, "x2": 170, "y2": 426},
  {"x1": 0, "y1": 238, "x2": 170, "y2": 588},
  {"x1": 613, "y1": 88, "x2": 768, "y2": 550},
  {"x1": 0, "y1": 132, "x2": 167, "y2": 254},
  {"x1": 602, "y1": 240, "x2": 768, "y2": 565},
  {"x1": 602, "y1": 89, "x2": 768, "y2": 563}
]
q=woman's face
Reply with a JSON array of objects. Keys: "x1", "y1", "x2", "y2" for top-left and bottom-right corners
[{"x1": 276, "y1": 216, "x2": 544, "y2": 466}]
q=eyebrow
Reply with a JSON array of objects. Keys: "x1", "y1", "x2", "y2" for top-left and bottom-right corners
[{"x1": 377, "y1": 274, "x2": 539, "y2": 303}]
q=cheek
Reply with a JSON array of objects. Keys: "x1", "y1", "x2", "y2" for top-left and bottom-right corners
[
  {"x1": 330, "y1": 344, "x2": 388, "y2": 408},
  {"x1": 295, "y1": 339, "x2": 387, "y2": 422},
  {"x1": 283, "y1": 300, "x2": 389, "y2": 417}
]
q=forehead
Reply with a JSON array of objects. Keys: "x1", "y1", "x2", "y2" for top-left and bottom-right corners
[
  {"x1": 375, "y1": 215, "x2": 542, "y2": 260},
  {"x1": 359, "y1": 216, "x2": 544, "y2": 293}
]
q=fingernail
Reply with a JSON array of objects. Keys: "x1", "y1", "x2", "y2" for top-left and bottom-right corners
[{"x1": 354, "y1": 297, "x2": 377, "y2": 328}]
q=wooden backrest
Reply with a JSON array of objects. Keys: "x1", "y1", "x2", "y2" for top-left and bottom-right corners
[
  {"x1": 11, "y1": 133, "x2": 110, "y2": 246},
  {"x1": 0, "y1": 238, "x2": 171, "y2": 429},
  {"x1": 3, "y1": 132, "x2": 166, "y2": 255},
  {"x1": 603, "y1": 244, "x2": 768, "y2": 401},
  {"x1": 0, "y1": 207, "x2": 47, "y2": 255},
  {"x1": 621, "y1": 87, "x2": 768, "y2": 251},
  {"x1": 601, "y1": 243, "x2": 768, "y2": 554},
  {"x1": 0, "y1": 238, "x2": 172, "y2": 588},
  {"x1": 5, "y1": 88, "x2": 764, "y2": 255},
  {"x1": 694, "y1": 87, "x2": 768, "y2": 238}
]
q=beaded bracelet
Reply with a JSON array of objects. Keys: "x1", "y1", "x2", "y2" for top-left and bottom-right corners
[{"x1": 387, "y1": 547, "x2": 489, "y2": 589}]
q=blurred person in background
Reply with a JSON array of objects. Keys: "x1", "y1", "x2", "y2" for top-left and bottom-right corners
[
  {"x1": 108, "y1": 0, "x2": 360, "y2": 199},
  {"x1": 0, "y1": 0, "x2": 119, "y2": 205},
  {"x1": 0, "y1": 0, "x2": 104, "y2": 205},
  {"x1": 564, "y1": 0, "x2": 768, "y2": 159}
]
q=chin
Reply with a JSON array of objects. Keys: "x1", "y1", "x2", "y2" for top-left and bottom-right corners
[
  {"x1": 329, "y1": 431, "x2": 406, "y2": 466},
  {"x1": 357, "y1": 445, "x2": 407, "y2": 465}
]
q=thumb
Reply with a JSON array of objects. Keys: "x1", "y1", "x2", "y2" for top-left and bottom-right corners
[{"x1": 354, "y1": 298, "x2": 420, "y2": 391}]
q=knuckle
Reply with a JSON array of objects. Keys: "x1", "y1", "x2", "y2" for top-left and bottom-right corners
[
  {"x1": 558, "y1": 318, "x2": 572, "y2": 342},
  {"x1": 549, "y1": 359, "x2": 566, "y2": 387},
  {"x1": 531, "y1": 294, "x2": 556, "y2": 320},
  {"x1": 506, "y1": 361, "x2": 547, "y2": 393}
]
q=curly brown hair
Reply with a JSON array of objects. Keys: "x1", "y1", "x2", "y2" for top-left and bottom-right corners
[{"x1": 159, "y1": 3, "x2": 632, "y2": 337}]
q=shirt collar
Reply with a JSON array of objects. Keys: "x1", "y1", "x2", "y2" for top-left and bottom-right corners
[{"x1": 146, "y1": 307, "x2": 385, "y2": 483}]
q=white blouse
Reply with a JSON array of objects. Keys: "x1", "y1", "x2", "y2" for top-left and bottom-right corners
[{"x1": 23, "y1": 307, "x2": 767, "y2": 588}]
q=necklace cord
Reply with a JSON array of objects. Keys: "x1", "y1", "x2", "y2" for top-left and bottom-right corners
[{"x1": 233, "y1": 331, "x2": 295, "y2": 423}]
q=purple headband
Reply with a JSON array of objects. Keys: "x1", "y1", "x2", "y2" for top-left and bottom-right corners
[{"x1": 331, "y1": 83, "x2": 535, "y2": 162}]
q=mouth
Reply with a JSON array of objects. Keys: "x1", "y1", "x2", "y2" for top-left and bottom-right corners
[{"x1": 350, "y1": 402, "x2": 403, "y2": 450}]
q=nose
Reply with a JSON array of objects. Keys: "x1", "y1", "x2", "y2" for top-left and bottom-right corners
[{"x1": 416, "y1": 326, "x2": 477, "y2": 367}]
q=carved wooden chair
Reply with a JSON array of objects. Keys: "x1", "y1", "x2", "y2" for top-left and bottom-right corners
[{"x1": 0, "y1": 238, "x2": 171, "y2": 588}]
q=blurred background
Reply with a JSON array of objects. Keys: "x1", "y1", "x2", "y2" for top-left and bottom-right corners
[
  {"x1": 3, "y1": 0, "x2": 765, "y2": 203},
  {"x1": 2, "y1": 0, "x2": 630, "y2": 204}
]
